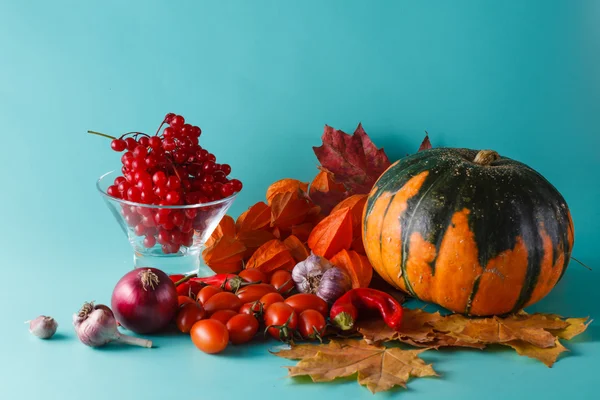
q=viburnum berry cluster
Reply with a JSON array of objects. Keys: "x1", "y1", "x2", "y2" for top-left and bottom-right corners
[{"x1": 93, "y1": 113, "x2": 242, "y2": 254}]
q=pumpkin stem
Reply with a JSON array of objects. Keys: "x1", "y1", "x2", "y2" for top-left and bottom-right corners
[{"x1": 473, "y1": 150, "x2": 500, "y2": 166}]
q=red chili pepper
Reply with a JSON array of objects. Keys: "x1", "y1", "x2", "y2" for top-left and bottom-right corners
[
  {"x1": 190, "y1": 274, "x2": 246, "y2": 292},
  {"x1": 329, "y1": 288, "x2": 403, "y2": 331}
]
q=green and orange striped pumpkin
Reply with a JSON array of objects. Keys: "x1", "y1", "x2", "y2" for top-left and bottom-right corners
[{"x1": 363, "y1": 148, "x2": 574, "y2": 316}]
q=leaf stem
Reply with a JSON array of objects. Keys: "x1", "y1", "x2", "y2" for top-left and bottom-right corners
[{"x1": 87, "y1": 130, "x2": 117, "y2": 140}]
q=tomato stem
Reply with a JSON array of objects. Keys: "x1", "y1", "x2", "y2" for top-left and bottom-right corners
[{"x1": 174, "y1": 274, "x2": 197, "y2": 287}]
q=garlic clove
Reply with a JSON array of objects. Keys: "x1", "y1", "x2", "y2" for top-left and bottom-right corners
[{"x1": 28, "y1": 316, "x2": 58, "y2": 339}]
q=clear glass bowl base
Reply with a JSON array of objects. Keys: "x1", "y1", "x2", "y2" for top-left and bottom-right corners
[{"x1": 133, "y1": 247, "x2": 214, "y2": 277}]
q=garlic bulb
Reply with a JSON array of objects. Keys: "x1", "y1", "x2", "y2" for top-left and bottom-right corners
[
  {"x1": 316, "y1": 267, "x2": 352, "y2": 304},
  {"x1": 292, "y1": 253, "x2": 333, "y2": 294}
]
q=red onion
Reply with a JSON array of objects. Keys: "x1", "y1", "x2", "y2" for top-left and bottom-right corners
[
  {"x1": 73, "y1": 302, "x2": 152, "y2": 348},
  {"x1": 111, "y1": 268, "x2": 178, "y2": 334}
]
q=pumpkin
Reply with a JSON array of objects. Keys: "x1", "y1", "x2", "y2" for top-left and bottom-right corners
[{"x1": 363, "y1": 148, "x2": 574, "y2": 316}]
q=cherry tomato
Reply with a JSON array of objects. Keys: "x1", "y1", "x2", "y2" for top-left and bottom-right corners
[
  {"x1": 270, "y1": 270, "x2": 294, "y2": 294},
  {"x1": 177, "y1": 280, "x2": 203, "y2": 297},
  {"x1": 176, "y1": 282, "x2": 192, "y2": 296},
  {"x1": 259, "y1": 292, "x2": 285, "y2": 311},
  {"x1": 203, "y1": 292, "x2": 243, "y2": 315},
  {"x1": 176, "y1": 303, "x2": 206, "y2": 333},
  {"x1": 284, "y1": 294, "x2": 328, "y2": 317},
  {"x1": 197, "y1": 286, "x2": 222, "y2": 305},
  {"x1": 178, "y1": 295, "x2": 196, "y2": 306},
  {"x1": 238, "y1": 269, "x2": 267, "y2": 283},
  {"x1": 226, "y1": 314, "x2": 259, "y2": 344},
  {"x1": 298, "y1": 309, "x2": 326, "y2": 340},
  {"x1": 263, "y1": 302, "x2": 298, "y2": 341},
  {"x1": 210, "y1": 310, "x2": 238, "y2": 325},
  {"x1": 236, "y1": 283, "x2": 277, "y2": 303},
  {"x1": 190, "y1": 319, "x2": 229, "y2": 354},
  {"x1": 239, "y1": 301, "x2": 262, "y2": 317}
]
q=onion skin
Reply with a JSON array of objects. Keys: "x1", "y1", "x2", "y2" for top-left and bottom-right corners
[{"x1": 111, "y1": 268, "x2": 178, "y2": 334}]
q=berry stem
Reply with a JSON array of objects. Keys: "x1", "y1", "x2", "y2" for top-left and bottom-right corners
[{"x1": 87, "y1": 130, "x2": 117, "y2": 140}]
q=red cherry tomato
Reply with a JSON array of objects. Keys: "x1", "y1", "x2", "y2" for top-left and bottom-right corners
[
  {"x1": 178, "y1": 295, "x2": 196, "y2": 306},
  {"x1": 175, "y1": 303, "x2": 206, "y2": 333},
  {"x1": 226, "y1": 314, "x2": 259, "y2": 344},
  {"x1": 190, "y1": 319, "x2": 229, "y2": 354},
  {"x1": 236, "y1": 283, "x2": 277, "y2": 303},
  {"x1": 270, "y1": 270, "x2": 294, "y2": 294},
  {"x1": 259, "y1": 292, "x2": 285, "y2": 311},
  {"x1": 203, "y1": 292, "x2": 243, "y2": 315},
  {"x1": 197, "y1": 286, "x2": 222, "y2": 305},
  {"x1": 284, "y1": 294, "x2": 328, "y2": 318},
  {"x1": 210, "y1": 310, "x2": 238, "y2": 325},
  {"x1": 298, "y1": 309, "x2": 326, "y2": 340},
  {"x1": 263, "y1": 302, "x2": 297, "y2": 341},
  {"x1": 238, "y1": 269, "x2": 267, "y2": 283},
  {"x1": 239, "y1": 301, "x2": 263, "y2": 317}
]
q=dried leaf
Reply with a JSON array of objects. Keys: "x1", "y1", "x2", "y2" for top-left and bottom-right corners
[
  {"x1": 330, "y1": 249, "x2": 373, "y2": 288},
  {"x1": 205, "y1": 215, "x2": 236, "y2": 247},
  {"x1": 418, "y1": 132, "x2": 432, "y2": 152},
  {"x1": 266, "y1": 179, "x2": 309, "y2": 205},
  {"x1": 273, "y1": 339, "x2": 437, "y2": 394},
  {"x1": 432, "y1": 313, "x2": 564, "y2": 348},
  {"x1": 505, "y1": 339, "x2": 568, "y2": 367},
  {"x1": 552, "y1": 317, "x2": 592, "y2": 340},
  {"x1": 291, "y1": 222, "x2": 314, "y2": 242},
  {"x1": 270, "y1": 190, "x2": 313, "y2": 229},
  {"x1": 236, "y1": 202, "x2": 271, "y2": 232},
  {"x1": 283, "y1": 235, "x2": 310, "y2": 263},
  {"x1": 313, "y1": 124, "x2": 391, "y2": 196},
  {"x1": 331, "y1": 194, "x2": 367, "y2": 234},
  {"x1": 245, "y1": 239, "x2": 295, "y2": 273},
  {"x1": 308, "y1": 170, "x2": 347, "y2": 215},
  {"x1": 307, "y1": 208, "x2": 353, "y2": 259},
  {"x1": 236, "y1": 229, "x2": 276, "y2": 260},
  {"x1": 351, "y1": 236, "x2": 366, "y2": 255},
  {"x1": 202, "y1": 235, "x2": 246, "y2": 274}
]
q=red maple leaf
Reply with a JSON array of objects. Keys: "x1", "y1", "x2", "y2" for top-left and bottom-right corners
[{"x1": 313, "y1": 124, "x2": 391, "y2": 195}]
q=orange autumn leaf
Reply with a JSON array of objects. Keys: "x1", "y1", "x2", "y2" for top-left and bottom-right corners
[
  {"x1": 271, "y1": 190, "x2": 313, "y2": 229},
  {"x1": 330, "y1": 249, "x2": 373, "y2": 288},
  {"x1": 307, "y1": 208, "x2": 353, "y2": 259},
  {"x1": 236, "y1": 229, "x2": 276, "y2": 260},
  {"x1": 291, "y1": 222, "x2": 314, "y2": 242},
  {"x1": 331, "y1": 194, "x2": 367, "y2": 234},
  {"x1": 283, "y1": 235, "x2": 310, "y2": 263},
  {"x1": 205, "y1": 215, "x2": 236, "y2": 247},
  {"x1": 202, "y1": 235, "x2": 246, "y2": 274},
  {"x1": 246, "y1": 239, "x2": 296, "y2": 273},
  {"x1": 308, "y1": 170, "x2": 347, "y2": 215},
  {"x1": 266, "y1": 179, "x2": 309, "y2": 205},
  {"x1": 236, "y1": 202, "x2": 271, "y2": 232}
]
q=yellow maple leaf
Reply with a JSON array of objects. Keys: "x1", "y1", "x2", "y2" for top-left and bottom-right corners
[
  {"x1": 505, "y1": 338, "x2": 568, "y2": 367},
  {"x1": 273, "y1": 339, "x2": 437, "y2": 393}
]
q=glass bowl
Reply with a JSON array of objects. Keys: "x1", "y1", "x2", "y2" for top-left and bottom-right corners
[{"x1": 97, "y1": 171, "x2": 237, "y2": 276}]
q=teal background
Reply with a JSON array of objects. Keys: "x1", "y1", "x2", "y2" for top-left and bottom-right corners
[{"x1": 1, "y1": 0, "x2": 598, "y2": 399}]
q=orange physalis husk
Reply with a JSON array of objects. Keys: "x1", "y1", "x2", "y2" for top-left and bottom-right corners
[
  {"x1": 272, "y1": 226, "x2": 282, "y2": 239},
  {"x1": 351, "y1": 235, "x2": 367, "y2": 255},
  {"x1": 236, "y1": 201, "x2": 271, "y2": 232},
  {"x1": 205, "y1": 215, "x2": 236, "y2": 247},
  {"x1": 308, "y1": 170, "x2": 347, "y2": 215},
  {"x1": 236, "y1": 229, "x2": 277, "y2": 260},
  {"x1": 331, "y1": 194, "x2": 367, "y2": 234},
  {"x1": 245, "y1": 239, "x2": 296, "y2": 273},
  {"x1": 270, "y1": 190, "x2": 314, "y2": 229},
  {"x1": 291, "y1": 222, "x2": 314, "y2": 242},
  {"x1": 202, "y1": 235, "x2": 246, "y2": 274},
  {"x1": 266, "y1": 179, "x2": 309, "y2": 205},
  {"x1": 330, "y1": 249, "x2": 373, "y2": 288},
  {"x1": 307, "y1": 207, "x2": 353, "y2": 259},
  {"x1": 283, "y1": 235, "x2": 310, "y2": 263}
]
